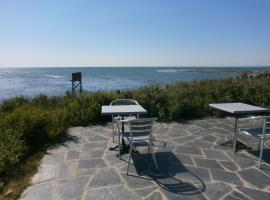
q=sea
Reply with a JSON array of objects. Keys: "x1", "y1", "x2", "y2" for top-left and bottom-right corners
[{"x1": 0, "y1": 67, "x2": 269, "y2": 101}]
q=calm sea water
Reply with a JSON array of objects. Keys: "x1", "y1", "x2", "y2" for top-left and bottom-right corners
[{"x1": 0, "y1": 67, "x2": 269, "y2": 101}]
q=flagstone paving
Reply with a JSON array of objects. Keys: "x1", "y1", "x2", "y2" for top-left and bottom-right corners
[{"x1": 20, "y1": 117, "x2": 270, "y2": 200}]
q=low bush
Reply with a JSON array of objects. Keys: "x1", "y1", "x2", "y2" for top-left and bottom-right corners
[
  {"x1": 0, "y1": 106, "x2": 68, "y2": 182},
  {"x1": 0, "y1": 129, "x2": 25, "y2": 175}
]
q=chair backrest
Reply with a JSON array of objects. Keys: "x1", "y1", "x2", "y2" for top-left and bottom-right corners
[
  {"x1": 129, "y1": 118, "x2": 156, "y2": 139},
  {"x1": 110, "y1": 99, "x2": 139, "y2": 106},
  {"x1": 263, "y1": 116, "x2": 270, "y2": 136}
]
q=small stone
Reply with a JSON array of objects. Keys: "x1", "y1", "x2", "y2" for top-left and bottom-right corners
[
  {"x1": 56, "y1": 176, "x2": 89, "y2": 200},
  {"x1": 230, "y1": 191, "x2": 250, "y2": 200},
  {"x1": 154, "y1": 127, "x2": 169, "y2": 135},
  {"x1": 204, "y1": 183, "x2": 232, "y2": 200},
  {"x1": 223, "y1": 194, "x2": 241, "y2": 200},
  {"x1": 211, "y1": 169, "x2": 243, "y2": 186},
  {"x1": 77, "y1": 159, "x2": 106, "y2": 170},
  {"x1": 237, "y1": 186, "x2": 270, "y2": 200},
  {"x1": 238, "y1": 168, "x2": 270, "y2": 189},
  {"x1": 219, "y1": 161, "x2": 238, "y2": 171},
  {"x1": 233, "y1": 156, "x2": 256, "y2": 169},
  {"x1": 145, "y1": 191, "x2": 163, "y2": 200},
  {"x1": 32, "y1": 163, "x2": 57, "y2": 184},
  {"x1": 187, "y1": 125, "x2": 203, "y2": 133},
  {"x1": 175, "y1": 153, "x2": 194, "y2": 166},
  {"x1": 203, "y1": 149, "x2": 230, "y2": 161},
  {"x1": 194, "y1": 121, "x2": 215, "y2": 130},
  {"x1": 57, "y1": 161, "x2": 76, "y2": 178},
  {"x1": 171, "y1": 136, "x2": 196, "y2": 145},
  {"x1": 168, "y1": 128, "x2": 189, "y2": 137},
  {"x1": 104, "y1": 153, "x2": 123, "y2": 166},
  {"x1": 88, "y1": 135, "x2": 108, "y2": 142},
  {"x1": 76, "y1": 169, "x2": 97, "y2": 176},
  {"x1": 42, "y1": 152, "x2": 65, "y2": 163},
  {"x1": 199, "y1": 135, "x2": 217, "y2": 143},
  {"x1": 160, "y1": 186, "x2": 207, "y2": 200},
  {"x1": 81, "y1": 149, "x2": 104, "y2": 159},
  {"x1": 186, "y1": 166, "x2": 211, "y2": 182},
  {"x1": 133, "y1": 186, "x2": 158, "y2": 198},
  {"x1": 84, "y1": 186, "x2": 139, "y2": 200},
  {"x1": 194, "y1": 158, "x2": 224, "y2": 170},
  {"x1": 89, "y1": 168, "x2": 123, "y2": 188},
  {"x1": 67, "y1": 150, "x2": 80, "y2": 160},
  {"x1": 174, "y1": 146, "x2": 203, "y2": 156},
  {"x1": 120, "y1": 173, "x2": 156, "y2": 189}
]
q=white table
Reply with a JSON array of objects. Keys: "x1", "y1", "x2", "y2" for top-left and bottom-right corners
[
  {"x1": 101, "y1": 105, "x2": 147, "y2": 116},
  {"x1": 209, "y1": 103, "x2": 269, "y2": 154}
]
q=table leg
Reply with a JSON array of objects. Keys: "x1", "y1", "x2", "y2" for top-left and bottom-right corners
[
  {"x1": 109, "y1": 115, "x2": 119, "y2": 151},
  {"x1": 233, "y1": 116, "x2": 239, "y2": 155},
  {"x1": 115, "y1": 117, "x2": 129, "y2": 158},
  {"x1": 112, "y1": 115, "x2": 115, "y2": 143},
  {"x1": 118, "y1": 122, "x2": 121, "y2": 159},
  {"x1": 122, "y1": 116, "x2": 124, "y2": 132}
]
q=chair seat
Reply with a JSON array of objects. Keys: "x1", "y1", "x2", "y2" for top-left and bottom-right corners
[
  {"x1": 122, "y1": 132, "x2": 150, "y2": 143},
  {"x1": 240, "y1": 128, "x2": 269, "y2": 138},
  {"x1": 113, "y1": 116, "x2": 136, "y2": 122}
]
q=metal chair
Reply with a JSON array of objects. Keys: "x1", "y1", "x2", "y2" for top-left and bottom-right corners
[
  {"x1": 119, "y1": 118, "x2": 160, "y2": 174},
  {"x1": 110, "y1": 99, "x2": 139, "y2": 106},
  {"x1": 238, "y1": 116, "x2": 270, "y2": 168},
  {"x1": 110, "y1": 99, "x2": 139, "y2": 143}
]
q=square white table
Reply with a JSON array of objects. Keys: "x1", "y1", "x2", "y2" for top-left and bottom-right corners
[
  {"x1": 209, "y1": 103, "x2": 269, "y2": 154},
  {"x1": 101, "y1": 105, "x2": 147, "y2": 116}
]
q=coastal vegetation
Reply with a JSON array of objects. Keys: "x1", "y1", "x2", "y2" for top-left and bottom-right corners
[{"x1": 0, "y1": 72, "x2": 270, "y2": 199}]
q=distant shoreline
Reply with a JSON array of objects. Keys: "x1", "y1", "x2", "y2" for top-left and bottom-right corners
[
  {"x1": 170, "y1": 69, "x2": 270, "y2": 74},
  {"x1": 0, "y1": 66, "x2": 270, "y2": 69}
]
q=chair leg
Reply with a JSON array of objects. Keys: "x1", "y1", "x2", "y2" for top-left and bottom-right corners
[
  {"x1": 257, "y1": 138, "x2": 261, "y2": 153},
  {"x1": 112, "y1": 126, "x2": 115, "y2": 143},
  {"x1": 149, "y1": 141, "x2": 158, "y2": 170},
  {"x1": 117, "y1": 124, "x2": 121, "y2": 159},
  {"x1": 258, "y1": 138, "x2": 265, "y2": 168},
  {"x1": 112, "y1": 119, "x2": 115, "y2": 143},
  {"x1": 127, "y1": 142, "x2": 133, "y2": 175}
]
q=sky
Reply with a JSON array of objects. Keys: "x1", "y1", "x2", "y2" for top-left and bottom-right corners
[{"x1": 0, "y1": 0, "x2": 270, "y2": 67}]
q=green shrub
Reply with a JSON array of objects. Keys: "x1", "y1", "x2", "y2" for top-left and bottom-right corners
[
  {"x1": 0, "y1": 129, "x2": 25, "y2": 175},
  {"x1": 65, "y1": 92, "x2": 115, "y2": 126},
  {"x1": 0, "y1": 106, "x2": 68, "y2": 155},
  {"x1": 0, "y1": 96, "x2": 29, "y2": 113}
]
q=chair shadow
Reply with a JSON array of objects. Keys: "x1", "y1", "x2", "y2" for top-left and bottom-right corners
[
  {"x1": 247, "y1": 148, "x2": 270, "y2": 164},
  {"x1": 130, "y1": 152, "x2": 205, "y2": 196}
]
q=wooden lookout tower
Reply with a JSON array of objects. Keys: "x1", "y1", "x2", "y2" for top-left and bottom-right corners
[{"x1": 71, "y1": 72, "x2": 82, "y2": 94}]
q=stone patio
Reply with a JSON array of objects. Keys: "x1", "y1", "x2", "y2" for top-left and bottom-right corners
[{"x1": 20, "y1": 117, "x2": 270, "y2": 200}]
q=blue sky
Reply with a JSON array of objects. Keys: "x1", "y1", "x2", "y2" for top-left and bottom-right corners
[{"x1": 0, "y1": 0, "x2": 270, "y2": 67}]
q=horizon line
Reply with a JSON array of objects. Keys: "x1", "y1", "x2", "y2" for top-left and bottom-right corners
[{"x1": 1, "y1": 65, "x2": 270, "y2": 69}]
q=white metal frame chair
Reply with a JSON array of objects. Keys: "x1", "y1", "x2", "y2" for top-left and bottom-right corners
[
  {"x1": 238, "y1": 116, "x2": 270, "y2": 168},
  {"x1": 117, "y1": 118, "x2": 163, "y2": 174},
  {"x1": 110, "y1": 99, "x2": 139, "y2": 106},
  {"x1": 110, "y1": 99, "x2": 139, "y2": 143}
]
